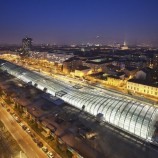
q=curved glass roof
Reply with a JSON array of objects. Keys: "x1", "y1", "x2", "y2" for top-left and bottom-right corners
[{"x1": 0, "y1": 60, "x2": 158, "y2": 140}]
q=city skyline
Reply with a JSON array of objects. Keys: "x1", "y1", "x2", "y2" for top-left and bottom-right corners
[{"x1": 0, "y1": 0, "x2": 158, "y2": 46}]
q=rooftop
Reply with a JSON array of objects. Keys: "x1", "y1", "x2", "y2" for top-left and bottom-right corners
[
  {"x1": 64, "y1": 57, "x2": 80, "y2": 62},
  {"x1": 140, "y1": 67, "x2": 152, "y2": 73},
  {"x1": 125, "y1": 67, "x2": 138, "y2": 71},
  {"x1": 86, "y1": 60, "x2": 112, "y2": 64},
  {"x1": 76, "y1": 66, "x2": 90, "y2": 71},
  {"x1": 128, "y1": 79, "x2": 158, "y2": 88}
]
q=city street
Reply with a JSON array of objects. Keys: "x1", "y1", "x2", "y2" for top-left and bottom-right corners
[{"x1": 0, "y1": 106, "x2": 48, "y2": 158}]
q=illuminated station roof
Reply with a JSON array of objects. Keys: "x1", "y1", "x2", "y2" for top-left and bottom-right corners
[{"x1": 0, "y1": 60, "x2": 158, "y2": 141}]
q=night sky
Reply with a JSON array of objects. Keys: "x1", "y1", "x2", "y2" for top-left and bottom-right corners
[{"x1": 0, "y1": 0, "x2": 158, "y2": 45}]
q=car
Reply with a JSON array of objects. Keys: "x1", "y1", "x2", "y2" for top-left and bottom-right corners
[
  {"x1": 19, "y1": 123, "x2": 24, "y2": 127},
  {"x1": 28, "y1": 131, "x2": 34, "y2": 136},
  {"x1": 22, "y1": 125, "x2": 27, "y2": 130},
  {"x1": 26, "y1": 128, "x2": 31, "y2": 133},
  {"x1": 42, "y1": 146, "x2": 48, "y2": 153},
  {"x1": 30, "y1": 133, "x2": 35, "y2": 138},
  {"x1": 12, "y1": 114, "x2": 17, "y2": 119},
  {"x1": 14, "y1": 116, "x2": 21, "y2": 123},
  {"x1": 37, "y1": 141, "x2": 43, "y2": 148},
  {"x1": 33, "y1": 138, "x2": 38, "y2": 143},
  {"x1": 16, "y1": 119, "x2": 21, "y2": 123},
  {"x1": 47, "y1": 151, "x2": 54, "y2": 158},
  {"x1": 10, "y1": 112, "x2": 15, "y2": 115}
]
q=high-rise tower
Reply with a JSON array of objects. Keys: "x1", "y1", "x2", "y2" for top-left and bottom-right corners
[
  {"x1": 20, "y1": 37, "x2": 32, "y2": 57},
  {"x1": 22, "y1": 37, "x2": 32, "y2": 52}
]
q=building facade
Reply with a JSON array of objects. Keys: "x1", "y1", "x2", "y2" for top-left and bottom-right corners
[
  {"x1": 153, "y1": 54, "x2": 158, "y2": 69},
  {"x1": 105, "y1": 76, "x2": 125, "y2": 87},
  {"x1": 29, "y1": 51, "x2": 47, "y2": 59},
  {"x1": 47, "y1": 52, "x2": 74, "y2": 64},
  {"x1": 153, "y1": 54, "x2": 158, "y2": 81},
  {"x1": 22, "y1": 37, "x2": 32, "y2": 52},
  {"x1": 74, "y1": 66, "x2": 91, "y2": 77},
  {"x1": 83, "y1": 60, "x2": 112, "y2": 73},
  {"x1": 63, "y1": 57, "x2": 82, "y2": 74},
  {"x1": 127, "y1": 79, "x2": 158, "y2": 98}
]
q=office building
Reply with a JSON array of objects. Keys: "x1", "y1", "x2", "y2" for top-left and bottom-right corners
[{"x1": 22, "y1": 37, "x2": 32, "y2": 52}]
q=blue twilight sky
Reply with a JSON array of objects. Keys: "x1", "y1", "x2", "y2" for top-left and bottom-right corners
[{"x1": 0, "y1": 0, "x2": 158, "y2": 45}]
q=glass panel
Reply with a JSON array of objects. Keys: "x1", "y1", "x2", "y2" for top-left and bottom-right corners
[
  {"x1": 89, "y1": 97, "x2": 104, "y2": 114},
  {"x1": 110, "y1": 101, "x2": 124, "y2": 124},
  {"x1": 102, "y1": 100, "x2": 115, "y2": 121},
  {"x1": 129, "y1": 106, "x2": 142, "y2": 134},
  {"x1": 96, "y1": 98, "x2": 109, "y2": 113},
  {"x1": 92, "y1": 97, "x2": 107, "y2": 115},
  {"x1": 114, "y1": 102, "x2": 127, "y2": 126},
  {"x1": 124, "y1": 103, "x2": 138, "y2": 131},
  {"x1": 106, "y1": 100, "x2": 120, "y2": 123},
  {"x1": 119, "y1": 103, "x2": 134, "y2": 129}
]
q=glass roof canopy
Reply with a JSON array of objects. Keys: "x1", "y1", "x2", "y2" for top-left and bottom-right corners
[{"x1": 0, "y1": 60, "x2": 158, "y2": 140}]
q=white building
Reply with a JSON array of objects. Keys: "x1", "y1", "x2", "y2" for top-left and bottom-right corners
[
  {"x1": 127, "y1": 79, "x2": 158, "y2": 97},
  {"x1": 29, "y1": 51, "x2": 47, "y2": 59},
  {"x1": 47, "y1": 52, "x2": 74, "y2": 64},
  {"x1": 135, "y1": 68, "x2": 152, "y2": 80}
]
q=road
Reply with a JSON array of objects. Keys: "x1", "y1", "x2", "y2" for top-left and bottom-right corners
[{"x1": 0, "y1": 106, "x2": 48, "y2": 158}]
